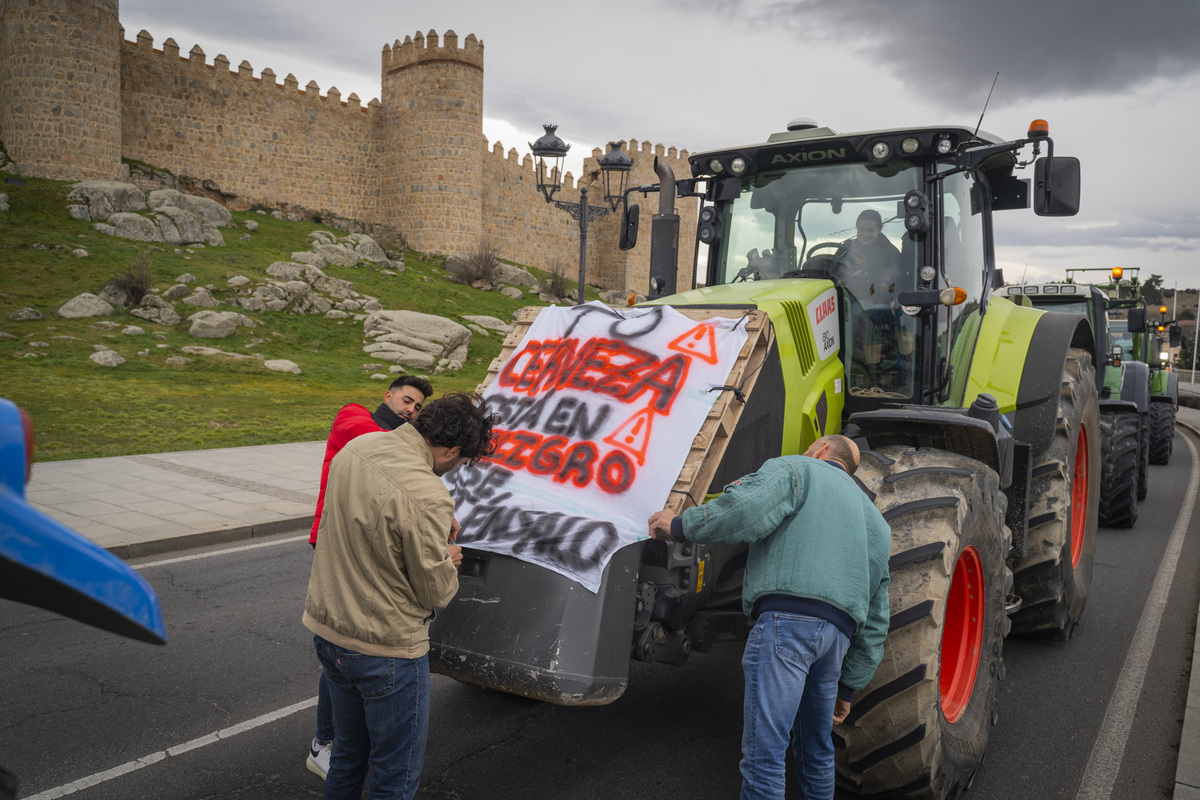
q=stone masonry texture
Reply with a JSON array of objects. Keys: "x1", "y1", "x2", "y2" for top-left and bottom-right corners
[{"x1": 0, "y1": 0, "x2": 698, "y2": 293}]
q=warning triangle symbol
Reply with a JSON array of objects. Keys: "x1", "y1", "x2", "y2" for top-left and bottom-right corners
[
  {"x1": 603, "y1": 407, "x2": 656, "y2": 466},
  {"x1": 668, "y1": 323, "x2": 719, "y2": 365}
]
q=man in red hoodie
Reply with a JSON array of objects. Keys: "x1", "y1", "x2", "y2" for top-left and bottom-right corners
[{"x1": 306, "y1": 374, "x2": 432, "y2": 779}]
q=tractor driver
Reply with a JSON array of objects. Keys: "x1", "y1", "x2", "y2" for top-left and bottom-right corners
[
  {"x1": 838, "y1": 209, "x2": 914, "y2": 395},
  {"x1": 838, "y1": 209, "x2": 902, "y2": 303}
]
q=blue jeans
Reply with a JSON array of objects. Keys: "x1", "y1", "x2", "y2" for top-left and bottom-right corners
[
  {"x1": 315, "y1": 670, "x2": 334, "y2": 742},
  {"x1": 740, "y1": 612, "x2": 850, "y2": 800},
  {"x1": 313, "y1": 635, "x2": 430, "y2": 800}
]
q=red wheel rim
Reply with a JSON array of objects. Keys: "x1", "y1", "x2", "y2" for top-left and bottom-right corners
[
  {"x1": 1070, "y1": 425, "x2": 1089, "y2": 569},
  {"x1": 940, "y1": 545, "x2": 985, "y2": 724}
]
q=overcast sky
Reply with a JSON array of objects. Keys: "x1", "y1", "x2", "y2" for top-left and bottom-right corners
[{"x1": 120, "y1": 0, "x2": 1200, "y2": 290}]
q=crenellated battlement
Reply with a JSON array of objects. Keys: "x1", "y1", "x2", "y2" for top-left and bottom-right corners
[
  {"x1": 0, "y1": 1, "x2": 692, "y2": 292},
  {"x1": 382, "y1": 29, "x2": 484, "y2": 74},
  {"x1": 122, "y1": 29, "x2": 379, "y2": 113}
]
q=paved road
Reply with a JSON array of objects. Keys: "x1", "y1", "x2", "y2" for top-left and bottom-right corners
[{"x1": 2, "y1": 430, "x2": 1198, "y2": 799}]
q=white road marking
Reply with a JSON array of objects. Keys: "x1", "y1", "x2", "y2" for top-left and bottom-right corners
[
  {"x1": 133, "y1": 534, "x2": 310, "y2": 570},
  {"x1": 23, "y1": 696, "x2": 318, "y2": 799},
  {"x1": 1075, "y1": 433, "x2": 1198, "y2": 800}
]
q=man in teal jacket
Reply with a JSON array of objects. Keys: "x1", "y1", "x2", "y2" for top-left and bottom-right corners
[{"x1": 648, "y1": 434, "x2": 890, "y2": 800}]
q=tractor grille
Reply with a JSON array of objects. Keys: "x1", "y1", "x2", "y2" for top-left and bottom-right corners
[{"x1": 779, "y1": 301, "x2": 817, "y2": 375}]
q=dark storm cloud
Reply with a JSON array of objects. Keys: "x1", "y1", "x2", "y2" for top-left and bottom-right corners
[{"x1": 681, "y1": 0, "x2": 1200, "y2": 111}]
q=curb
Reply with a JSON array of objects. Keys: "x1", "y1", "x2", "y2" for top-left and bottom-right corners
[
  {"x1": 1174, "y1": 418, "x2": 1200, "y2": 799},
  {"x1": 106, "y1": 515, "x2": 314, "y2": 560}
]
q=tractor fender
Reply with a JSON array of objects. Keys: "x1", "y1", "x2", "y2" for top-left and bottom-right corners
[
  {"x1": 1118, "y1": 361, "x2": 1151, "y2": 413},
  {"x1": 1150, "y1": 369, "x2": 1178, "y2": 406},
  {"x1": 963, "y1": 296, "x2": 1094, "y2": 455},
  {"x1": 1159, "y1": 370, "x2": 1180, "y2": 406}
]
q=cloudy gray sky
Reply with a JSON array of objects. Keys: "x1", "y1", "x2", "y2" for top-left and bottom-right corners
[{"x1": 120, "y1": 0, "x2": 1200, "y2": 289}]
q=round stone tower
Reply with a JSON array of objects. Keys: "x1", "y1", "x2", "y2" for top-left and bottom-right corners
[
  {"x1": 0, "y1": 0, "x2": 123, "y2": 180},
  {"x1": 381, "y1": 29, "x2": 484, "y2": 255}
]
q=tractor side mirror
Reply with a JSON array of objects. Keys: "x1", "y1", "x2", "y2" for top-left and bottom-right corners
[
  {"x1": 1127, "y1": 307, "x2": 1146, "y2": 333},
  {"x1": 1033, "y1": 156, "x2": 1081, "y2": 217},
  {"x1": 1170, "y1": 324, "x2": 1183, "y2": 348},
  {"x1": 619, "y1": 203, "x2": 640, "y2": 251}
]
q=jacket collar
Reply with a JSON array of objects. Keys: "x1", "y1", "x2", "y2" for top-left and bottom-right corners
[{"x1": 372, "y1": 403, "x2": 406, "y2": 431}]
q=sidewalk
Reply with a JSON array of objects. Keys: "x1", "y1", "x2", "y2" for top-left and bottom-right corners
[
  {"x1": 21, "y1": 409, "x2": 1200, "y2": 796},
  {"x1": 25, "y1": 440, "x2": 324, "y2": 559}
]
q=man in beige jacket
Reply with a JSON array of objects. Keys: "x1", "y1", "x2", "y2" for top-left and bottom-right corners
[{"x1": 303, "y1": 392, "x2": 496, "y2": 800}]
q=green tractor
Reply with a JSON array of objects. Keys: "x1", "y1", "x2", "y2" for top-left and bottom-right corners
[
  {"x1": 1104, "y1": 270, "x2": 1181, "y2": 465},
  {"x1": 1138, "y1": 322, "x2": 1180, "y2": 465},
  {"x1": 995, "y1": 271, "x2": 1151, "y2": 527},
  {"x1": 431, "y1": 118, "x2": 1092, "y2": 799}
]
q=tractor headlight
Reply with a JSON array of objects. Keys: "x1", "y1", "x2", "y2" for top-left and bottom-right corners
[
  {"x1": 871, "y1": 141, "x2": 890, "y2": 160},
  {"x1": 901, "y1": 137, "x2": 920, "y2": 154},
  {"x1": 729, "y1": 156, "x2": 748, "y2": 175}
]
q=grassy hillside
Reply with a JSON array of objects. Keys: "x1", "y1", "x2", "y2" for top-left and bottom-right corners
[{"x1": 0, "y1": 175, "x2": 581, "y2": 461}]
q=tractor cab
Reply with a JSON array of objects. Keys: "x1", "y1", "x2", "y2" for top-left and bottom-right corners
[{"x1": 678, "y1": 121, "x2": 1077, "y2": 415}]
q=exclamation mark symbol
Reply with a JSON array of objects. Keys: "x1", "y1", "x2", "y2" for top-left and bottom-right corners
[
  {"x1": 604, "y1": 407, "x2": 655, "y2": 465},
  {"x1": 668, "y1": 324, "x2": 719, "y2": 364},
  {"x1": 625, "y1": 416, "x2": 644, "y2": 446}
]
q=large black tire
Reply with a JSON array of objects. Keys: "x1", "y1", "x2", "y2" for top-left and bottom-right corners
[
  {"x1": 835, "y1": 447, "x2": 1011, "y2": 799},
  {"x1": 1011, "y1": 348, "x2": 1101, "y2": 639},
  {"x1": 1137, "y1": 413, "x2": 1149, "y2": 501},
  {"x1": 1097, "y1": 410, "x2": 1139, "y2": 528},
  {"x1": 1148, "y1": 401, "x2": 1175, "y2": 465}
]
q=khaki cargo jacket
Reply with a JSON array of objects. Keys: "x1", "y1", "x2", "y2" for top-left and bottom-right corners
[{"x1": 303, "y1": 423, "x2": 459, "y2": 659}]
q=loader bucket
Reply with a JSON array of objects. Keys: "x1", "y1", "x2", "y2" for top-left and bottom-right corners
[{"x1": 429, "y1": 543, "x2": 641, "y2": 706}]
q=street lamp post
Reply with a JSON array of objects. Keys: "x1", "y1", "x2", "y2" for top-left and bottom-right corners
[{"x1": 529, "y1": 124, "x2": 633, "y2": 305}]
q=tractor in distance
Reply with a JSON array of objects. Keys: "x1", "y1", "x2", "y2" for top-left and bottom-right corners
[
  {"x1": 429, "y1": 118, "x2": 1091, "y2": 800},
  {"x1": 1108, "y1": 269, "x2": 1180, "y2": 465},
  {"x1": 995, "y1": 267, "x2": 1151, "y2": 527}
]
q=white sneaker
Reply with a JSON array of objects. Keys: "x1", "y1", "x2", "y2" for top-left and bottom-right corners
[{"x1": 306, "y1": 737, "x2": 331, "y2": 780}]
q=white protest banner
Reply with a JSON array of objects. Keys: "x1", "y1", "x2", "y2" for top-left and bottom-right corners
[{"x1": 445, "y1": 301, "x2": 749, "y2": 592}]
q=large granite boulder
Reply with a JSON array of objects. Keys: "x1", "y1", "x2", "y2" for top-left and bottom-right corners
[
  {"x1": 9, "y1": 307, "x2": 45, "y2": 321},
  {"x1": 187, "y1": 310, "x2": 255, "y2": 339},
  {"x1": 89, "y1": 349, "x2": 126, "y2": 367},
  {"x1": 344, "y1": 233, "x2": 387, "y2": 263},
  {"x1": 312, "y1": 242, "x2": 359, "y2": 268},
  {"x1": 153, "y1": 205, "x2": 208, "y2": 245},
  {"x1": 362, "y1": 310, "x2": 471, "y2": 372},
  {"x1": 58, "y1": 293, "x2": 115, "y2": 318},
  {"x1": 494, "y1": 263, "x2": 538, "y2": 287},
  {"x1": 66, "y1": 181, "x2": 147, "y2": 221},
  {"x1": 148, "y1": 189, "x2": 232, "y2": 228},
  {"x1": 95, "y1": 212, "x2": 163, "y2": 242},
  {"x1": 463, "y1": 314, "x2": 515, "y2": 335},
  {"x1": 129, "y1": 294, "x2": 182, "y2": 326}
]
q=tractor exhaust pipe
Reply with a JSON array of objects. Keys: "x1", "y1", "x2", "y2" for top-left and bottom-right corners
[{"x1": 648, "y1": 156, "x2": 679, "y2": 299}]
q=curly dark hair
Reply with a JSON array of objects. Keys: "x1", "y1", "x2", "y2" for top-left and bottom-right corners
[{"x1": 410, "y1": 392, "x2": 498, "y2": 462}]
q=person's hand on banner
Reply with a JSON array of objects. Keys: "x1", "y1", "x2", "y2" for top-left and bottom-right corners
[{"x1": 647, "y1": 509, "x2": 678, "y2": 540}]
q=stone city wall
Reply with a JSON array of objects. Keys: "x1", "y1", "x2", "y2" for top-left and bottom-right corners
[
  {"x1": 480, "y1": 138, "x2": 697, "y2": 295},
  {"x1": 0, "y1": 0, "x2": 701, "y2": 294},
  {"x1": 119, "y1": 30, "x2": 384, "y2": 222},
  {"x1": 0, "y1": 0, "x2": 123, "y2": 180}
]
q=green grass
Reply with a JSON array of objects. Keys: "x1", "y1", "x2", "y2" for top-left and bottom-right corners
[{"x1": 0, "y1": 175, "x2": 592, "y2": 460}]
